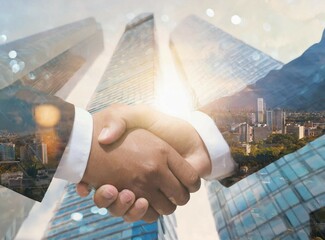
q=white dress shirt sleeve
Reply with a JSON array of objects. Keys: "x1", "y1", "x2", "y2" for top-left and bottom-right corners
[
  {"x1": 186, "y1": 111, "x2": 238, "y2": 180},
  {"x1": 54, "y1": 107, "x2": 93, "y2": 183}
]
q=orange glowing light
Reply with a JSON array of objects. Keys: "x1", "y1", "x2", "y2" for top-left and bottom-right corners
[{"x1": 34, "y1": 104, "x2": 61, "y2": 128}]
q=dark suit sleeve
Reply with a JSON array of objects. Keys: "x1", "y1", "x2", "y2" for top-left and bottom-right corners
[{"x1": 0, "y1": 84, "x2": 74, "y2": 201}]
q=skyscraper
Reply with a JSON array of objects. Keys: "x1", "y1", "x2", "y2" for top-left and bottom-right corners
[
  {"x1": 257, "y1": 98, "x2": 265, "y2": 123},
  {"x1": 88, "y1": 13, "x2": 157, "y2": 112},
  {"x1": 0, "y1": 17, "x2": 104, "y2": 239},
  {"x1": 44, "y1": 14, "x2": 176, "y2": 240},
  {"x1": 273, "y1": 108, "x2": 286, "y2": 133},
  {"x1": 0, "y1": 17, "x2": 103, "y2": 95},
  {"x1": 170, "y1": 15, "x2": 282, "y2": 108},
  {"x1": 266, "y1": 110, "x2": 273, "y2": 130},
  {"x1": 170, "y1": 15, "x2": 324, "y2": 239},
  {"x1": 207, "y1": 135, "x2": 325, "y2": 239},
  {"x1": 40, "y1": 143, "x2": 48, "y2": 165},
  {"x1": 0, "y1": 143, "x2": 15, "y2": 161}
]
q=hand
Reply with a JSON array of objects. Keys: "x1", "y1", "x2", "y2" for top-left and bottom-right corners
[
  {"x1": 96, "y1": 104, "x2": 212, "y2": 177},
  {"x1": 77, "y1": 104, "x2": 210, "y2": 222},
  {"x1": 76, "y1": 183, "x2": 149, "y2": 222},
  {"x1": 80, "y1": 109, "x2": 201, "y2": 222}
]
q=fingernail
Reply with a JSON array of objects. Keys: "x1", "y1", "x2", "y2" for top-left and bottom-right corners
[
  {"x1": 102, "y1": 188, "x2": 114, "y2": 200},
  {"x1": 168, "y1": 197, "x2": 176, "y2": 205},
  {"x1": 120, "y1": 191, "x2": 133, "y2": 204},
  {"x1": 98, "y1": 128, "x2": 110, "y2": 141}
]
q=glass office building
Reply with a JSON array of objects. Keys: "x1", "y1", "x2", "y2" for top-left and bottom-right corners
[
  {"x1": 44, "y1": 14, "x2": 177, "y2": 240},
  {"x1": 0, "y1": 18, "x2": 104, "y2": 239},
  {"x1": 207, "y1": 135, "x2": 325, "y2": 239},
  {"x1": 171, "y1": 15, "x2": 325, "y2": 239},
  {"x1": 43, "y1": 184, "x2": 162, "y2": 240},
  {"x1": 88, "y1": 13, "x2": 157, "y2": 113},
  {"x1": 170, "y1": 15, "x2": 283, "y2": 108}
]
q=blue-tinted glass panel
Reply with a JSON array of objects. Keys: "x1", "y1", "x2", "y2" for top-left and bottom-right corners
[
  {"x1": 228, "y1": 200, "x2": 238, "y2": 217},
  {"x1": 305, "y1": 154, "x2": 325, "y2": 170},
  {"x1": 244, "y1": 190, "x2": 257, "y2": 206},
  {"x1": 274, "y1": 193, "x2": 289, "y2": 211},
  {"x1": 290, "y1": 161, "x2": 309, "y2": 177},
  {"x1": 294, "y1": 182, "x2": 312, "y2": 201},
  {"x1": 281, "y1": 165, "x2": 298, "y2": 182},
  {"x1": 258, "y1": 223, "x2": 274, "y2": 239},
  {"x1": 263, "y1": 201, "x2": 278, "y2": 220},
  {"x1": 234, "y1": 194, "x2": 247, "y2": 212},
  {"x1": 265, "y1": 163, "x2": 277, "y2": 174},
  {"x1": 252, "y1": 184, "x2": 267, "y2": 201},
  {"x1": 282, "y1": 189, "x2": 299, "y2": 206},
  {"x1": 241, "y1": 212, "x2": 256, "y2": 232},
  {"x1": 303, "y1": 176, "x2": 325, "y2": 196},
  {"x1": 219, "y1": 228, "x2": 231, "y2": 240},
  {"x1": 292, "y1": 205, "x2": 309, "y2": 224},
  {"x1": 297, "y1": 229, "x2": 309, "y2": 240},
  {"x1": 285, "y1": 209, "x2": 300, "y2": 227},
  {"x1": 215, "y1": 211, "x2": 226, "y2": 229},
  {"x1": 269, "y1": 217, "x2": 287, "y2": 235}
]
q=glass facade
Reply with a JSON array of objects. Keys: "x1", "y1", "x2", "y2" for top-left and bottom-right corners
[
  {"x1": 44, "y1": 184, "x2": 161, "y2": 240},
  {"x1": 171, "y1": 15, "x2": 325, "y2": 239},
  {"x1": 88, "y1": 13, "x2": 157, "y2": 113},
  {"x1": 170, "y1": 15, "x2": 283, "y2": 108},
  {"x1": 207, "y1": 135, "x2": 325, "y2": 239},
  {"x1": 0, "y1": 18, "x2": 103, "y2": 239},
  {"x1": 43, "y1": 14, "x2": 176, "y2": 240},
  {"x1": 1, "y1": 2, "x2": 324, "y2": 240}
]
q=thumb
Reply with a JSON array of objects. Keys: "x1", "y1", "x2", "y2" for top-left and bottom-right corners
[{"x1": 98, "y1": 118, "x2": 126, "y2": 144}]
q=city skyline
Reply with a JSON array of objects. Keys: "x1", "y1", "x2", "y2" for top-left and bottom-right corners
[
  {"x1": 1, "y1": 1, "x2": 323, "y2": 240},
  {"x1": 0, "y1": 17, "x2": 104, "y2": 239},
  {"x1": 170, "y1": 15, "x2": 325, "y2": 239}
]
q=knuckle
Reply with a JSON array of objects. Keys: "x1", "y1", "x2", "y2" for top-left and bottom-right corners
[
  {"x1": 144, "y1": 162, "x2": 160, "y2": 177},
  {"x1": 156, "y1": 143, "x2": 168, "y2": 157}
]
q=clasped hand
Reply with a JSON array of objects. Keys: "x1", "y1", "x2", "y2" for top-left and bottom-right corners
[{"x1": 77, "y1": 104, "x2": 211, "y2": 222}]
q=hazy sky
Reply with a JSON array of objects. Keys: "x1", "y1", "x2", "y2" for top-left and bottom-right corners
[
  {"x1": 1, "y1": 0, "x2": 325, "y2": 62},
  {"x1": 1, "y1": 1, "x2": 324, "y2": 239}
]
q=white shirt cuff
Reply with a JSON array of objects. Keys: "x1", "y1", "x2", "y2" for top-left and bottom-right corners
[
  {"x1": 54, "y1": 107, "x2": 93, "y2": 183},
  {"x1": 186, "y1": 111, "x2": 237, "y2": 180}
]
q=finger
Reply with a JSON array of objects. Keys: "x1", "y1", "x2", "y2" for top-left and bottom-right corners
[
  {"x1": 167, "y1": 146, "x2": 201, "y2": 193},
  {"x1": 93, "y1": 185, "x2": 119, "y2": 208},
  {"x1": 76, "y1": 182, "x2": 92, "y2": 197},
  {"x1": 98, "y1": 117, "x2": 126, "y2": 145},
  {"x1": 159, "y1": 170, "x2": 190, "y2": 206},
  {"x1": 141, "y1": 206, "x2": 160, "y2": 223},
  {"x1": 108, "y1": 190, "x2": 136, "y2": 217},
  {"x1": 123, "y1": 198, "x2": 149, "y2": 222},
  {"x1": 147, "y1": 190, "x2": 176, "y2": 216}
]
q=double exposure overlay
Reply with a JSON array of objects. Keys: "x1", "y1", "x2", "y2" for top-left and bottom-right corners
[
  {"x1": 171, "y1": 16, "x2": 325, "y2": 239},
  {"x1": 0, "y1": 1, "x2": 324, "y2": 240}
]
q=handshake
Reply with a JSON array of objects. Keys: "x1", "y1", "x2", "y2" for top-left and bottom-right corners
[{"x1": 76, "y1": 104, "x2": 212, "y2": 223}]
